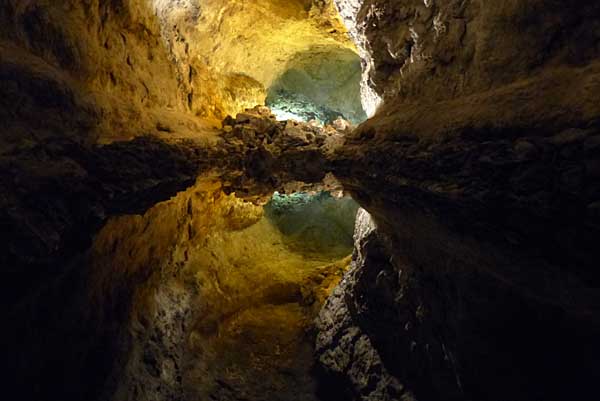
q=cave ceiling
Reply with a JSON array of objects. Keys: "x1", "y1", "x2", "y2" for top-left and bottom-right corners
[{"x1": 153, "y1": 0, "x2": 360, "y2": 120}]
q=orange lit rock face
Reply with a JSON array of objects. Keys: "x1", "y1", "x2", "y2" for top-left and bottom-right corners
[
  {"x1": 0, "y1": 0, "x2": 198, "y2": 143},
  {"x1": 4, "y1": 2, "x2": 600, "y2": 401},
  {"x1": 89, "y1": 179, "x2": 355, "y2": 401},
  {"x1": 162, "y1": 0, "x2": 359, "y2": 120},
  {"x1": 0, "y1": 0, "x2": 357, "y2": 146}
]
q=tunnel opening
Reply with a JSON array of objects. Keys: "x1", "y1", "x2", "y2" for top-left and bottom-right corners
[{"x1": 265, "y1": 46, "x2": 367, "y2": 125}]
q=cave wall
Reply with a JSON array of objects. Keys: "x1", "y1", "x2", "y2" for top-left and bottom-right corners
[
  {"x1": 143, "y1": 0, "x2": 363, "y2": 121},
  {"x1": 3, "y1": 1, "x2": 600, "y2": 401},
  {"x1": 334, "y1": 0, "x2": 600, "y2": 115},
  {"x1": 0, "y1": 0, "x2": 201, "y2": 144},
  {"x1": 88, "y1": 180, "x2": 355, "y2": 401},
  {"x1": 316, "y1": 1, "x2": 600, "y2": 400},
  {"x1": 0, "y1": 103, "x2": 354, "y2": 401},
  {"x1": 266, "y1": 46, "x2": 366, "y2": 124},
  {"x1": 0, "y1": 0, "x2": 357, "y2": 146}
]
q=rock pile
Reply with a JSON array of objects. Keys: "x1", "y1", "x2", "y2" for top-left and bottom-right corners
[
  {"x1": 216, "y1": 106, "x2": 351, "y2": 198},
  {"x1": 220, "y1": 105, "x2": 349, "y2": 154}
]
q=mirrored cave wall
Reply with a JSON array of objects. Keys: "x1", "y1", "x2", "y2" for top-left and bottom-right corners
[
  {"x1": 0, "y1": 1, "x2": 362, "y2": 400},
  {"x1": 88, "y1": 181, "x2": 359, "y2": 401},
  {"x1": 2, "y1": 1, "x2": 600, "y2": 401},
  {"x1": 317, "y1": 1, "x2": 600, "y2": 401}
]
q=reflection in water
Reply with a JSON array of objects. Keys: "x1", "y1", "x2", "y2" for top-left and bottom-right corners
[{"x1": 265, "y1": 191, "x2": 359, "y2": 257}]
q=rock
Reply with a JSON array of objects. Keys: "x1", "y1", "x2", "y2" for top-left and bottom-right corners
[
  {"x1": 587, "y1": 201, "x2": 600, "y2": 222},
  {"x1": 235, "y1": 112, "x2": 254, "y2": 123},
  {"x1": 550, "y1": 129, "x2": 590, "y2": 146},
  {"x1": 513, "y1": 140, "x2": 538, "y2": 160},
  {"x1": 255, "y1": 105, "x2": 273, "y2": 117},
  {"x1": 266, "y1": 50, "x2": 367, "y2": 125},
  {"x1": 315, "y1": 209, "x2": 417, "y2": 401},
  {"x1": 325, "y1": 6, "x2": 600, "y2": 397},
  {"x1": 4, "y1": 2, "x2": 600, "y2": 401},
  {"x1": 584, "y1": 135, "x2": 600, "y2": 156},
  {"x1": 156, "y1": 122, "x2": 173, "y2": 133},
  {"x1": 332, "y1": 116, "x2": 353, "y2": 131}
]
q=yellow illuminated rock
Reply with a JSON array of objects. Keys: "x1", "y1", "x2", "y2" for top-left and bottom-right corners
[
  {"x1": 89, "y1": 178, "x2": 353, "y2": 400},
  {"x1": 0, "y1": 0, "x2": 358, "y2": 146},
  {"x1": 176, "y1": 0, "x2": 358, "y2": 119}
]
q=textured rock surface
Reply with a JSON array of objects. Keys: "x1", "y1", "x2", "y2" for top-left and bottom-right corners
[
  {"x1": 89, "y1": 180, "x2": 356, "y2": 401},
  {"x1": 314, "y1": 1, "x2": 600, "y2": 400},
  {"x1": 181, "y1": 0, "x2": 356, "y2": 119},
  {"x1": 266, "y1": 46, "x2": 366, "y2": 124},
  {"x1": 0, "y1": 0, "x2": 207, "y2": 144},
  {"x1": 316, "y1": 209, "x2": 416, "y2": 401},
  {"x1": 0, "y1": 0, "x2": 358, "y2": 147},
  {"x1": 0, "y1": 102, "x2": 356, "y2": 401},
  {"x1": 333, "y1": 0, "x2": 383, "y2": 116},
  {"x1": 216, "y1": 105, "x2": 350, "y2": 198},
  {"x1": 3, "y1": 1, "x2": 600, "y2": 401},
  {"x1": 336, "y1": 0, "x2": 600, "y2": 113}
]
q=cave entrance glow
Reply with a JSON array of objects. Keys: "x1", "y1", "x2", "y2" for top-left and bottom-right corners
[{"x1": 266, "y1": 46, "x2": 367, "y2": 125}]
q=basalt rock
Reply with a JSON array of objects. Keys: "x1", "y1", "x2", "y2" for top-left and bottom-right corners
[
  {"x1": 0, "y1": 104, "x2": 349, "y2": 401},
  {"x1": 315, "y1": 1, "x2": 600, "y2": 400},
  {"x1": 315, "y1": 209, "x2": 416, "y2": 401},
  {"x1": 319, "y1": 148, "x2": 600, "y2": 398},
  {"x1": 216, "y1": 106, "x2": 349, "y2": 199},
  {"x1": 3, "y1": 1, "x2": 600, "y2": 401}
]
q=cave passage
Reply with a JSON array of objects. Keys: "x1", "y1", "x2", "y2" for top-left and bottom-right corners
[
  {"x1": 6, "y1": 1, "x2": 598, "y2": 401},
  {"x1": 266, "y1": 46, "x2": 367, "y2": 125}
]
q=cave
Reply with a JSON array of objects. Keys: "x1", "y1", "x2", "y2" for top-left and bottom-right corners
[
  {"x1": 2, "y1": 1, "x2": 600, "y2": 401},
  {"x1": 266, "y1": 46, "x2": 367, "y2": 124}
]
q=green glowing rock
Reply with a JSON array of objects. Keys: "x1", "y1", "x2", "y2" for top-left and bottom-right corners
[
  {"x1": 266, "y1": 46, "x2": 367, "y2": 125},
  {"x1": 265, "y1": 192, "x2": 359, "y2": 256}
]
